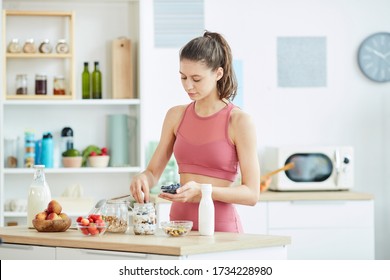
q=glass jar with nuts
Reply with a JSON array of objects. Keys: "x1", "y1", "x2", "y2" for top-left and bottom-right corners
[{"x1": 102, "y1": 200, "x2": 129, "y2": 233}]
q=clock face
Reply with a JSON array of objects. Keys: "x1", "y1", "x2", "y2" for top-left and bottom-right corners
[{"x1": 358, "y1": 32, "x2": 390, "y2": 82}]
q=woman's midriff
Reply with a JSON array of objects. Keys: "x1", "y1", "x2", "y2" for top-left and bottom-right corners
[{"x1": 171, "y1": 173, "x2": 242, "y2": 233}]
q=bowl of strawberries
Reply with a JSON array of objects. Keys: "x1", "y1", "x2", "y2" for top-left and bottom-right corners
[
  {"x1": 87, "y1": 147, "x2": 110, "y2": 168},
  {"x1": 76, "y1": 214, "x2": 107, "y2": 236}
]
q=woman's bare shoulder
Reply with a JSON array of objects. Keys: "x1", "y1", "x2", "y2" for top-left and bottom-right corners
[
  {"x1": 166, "y1": 103, "x2": 189, "y2": 118},
  {"x1": 230, "y1": 106, "x2": 254, "y2": 129}
]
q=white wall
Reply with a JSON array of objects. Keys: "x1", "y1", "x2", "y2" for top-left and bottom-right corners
[{"x1": 140, "y1": 0, "x2": 390, "y2": 259}]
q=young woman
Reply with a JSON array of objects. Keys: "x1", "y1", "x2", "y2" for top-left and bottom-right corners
[{"x1": 130, "y1": 31, "x2": 260, "y2": 233}]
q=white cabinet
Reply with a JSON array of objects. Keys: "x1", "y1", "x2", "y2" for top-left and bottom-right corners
[
  {"x1": 235, "y1": 203, "x2": 267, "y2": 234},
  {"x1": 0, "y1": 243, "x2": 56, "y2": 260},
  {"x1": 267, "y1": 200, "x2": 375, "y2": 260},
  {"x1": 155, "y1": 198, "x2": 375, "y2": 260},
  {"x1": 0, "y1": 0, "x2": 141, "y2": 227}
]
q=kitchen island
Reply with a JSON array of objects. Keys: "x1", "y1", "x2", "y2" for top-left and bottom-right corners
[
  {"x1": 154, "y1": 190, "x2": 375, "y2": 259},
  {"x1": 0, "y1": 226, "x2": 290, "y2": 260}
]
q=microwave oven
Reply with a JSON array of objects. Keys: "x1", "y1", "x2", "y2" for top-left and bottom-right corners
[{"x1": 263, "y1": 146, "x2": 354, "y2": 191}]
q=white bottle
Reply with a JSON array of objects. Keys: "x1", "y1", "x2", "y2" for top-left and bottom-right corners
[
  {"x1": 198, "y1": 184, "x2": 214, "y2": 236},
  {"x1": 27, "y1": 165, "x2": 51, "y2": 228}
]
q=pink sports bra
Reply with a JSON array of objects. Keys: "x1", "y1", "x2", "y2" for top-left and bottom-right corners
[{"x1": 173, "y1": 101, "x2": 239, "y2": 182}]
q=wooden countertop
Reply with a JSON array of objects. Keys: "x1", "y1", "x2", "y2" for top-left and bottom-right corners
[
  {"x1": 0, "y1": 226, "x2": 290, "y2": 256},
  {"x1": 151, "y1": 190, "x2": 373, "y2": 204},
  {"x1": 258, "y1": 190, "x2": 373, "y2": 201}
]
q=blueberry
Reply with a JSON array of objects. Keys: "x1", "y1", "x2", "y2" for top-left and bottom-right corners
[{"x1": 161, "y1": 183, "x2": 180, "y2": 194}]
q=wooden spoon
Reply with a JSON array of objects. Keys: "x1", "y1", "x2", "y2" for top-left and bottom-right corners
[
  {"x1": 260, "y1": 162, "x2": 295, "y2": 192},
  {"x1": 261, "y1": 162, "x2": 295, "y2": 179}
]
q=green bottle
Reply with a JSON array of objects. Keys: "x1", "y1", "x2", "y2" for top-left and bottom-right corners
[
  {"x1": 92, "y1": 61, "x2": 102, "y2": 99},
  {"x1": 82, "y1": 62, "x2": 90, "y2": 99}
]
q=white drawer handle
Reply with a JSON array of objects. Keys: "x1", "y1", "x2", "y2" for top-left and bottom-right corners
[
  {"x1": 81, "y1": 249, "x2": 148, "y2": 259},
  {"x1": 0, "y1": 243, "x2": 34, "y2": 250},
  {"x1": 291, "y1": 200, "x2": 346, "y2": 205}
]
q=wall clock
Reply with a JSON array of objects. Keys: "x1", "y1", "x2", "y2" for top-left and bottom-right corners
[{"x1": 357, "y1": 32, "x2": 390, "y2": 82}]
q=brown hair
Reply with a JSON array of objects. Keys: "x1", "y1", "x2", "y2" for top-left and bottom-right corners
[{"x1": 180, "y1": 31, "x2": 237, "y2": 101}]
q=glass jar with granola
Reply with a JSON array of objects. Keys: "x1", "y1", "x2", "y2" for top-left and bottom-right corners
[{"x1": 102, "y1": 200, "x2": 129, "y2": 233}]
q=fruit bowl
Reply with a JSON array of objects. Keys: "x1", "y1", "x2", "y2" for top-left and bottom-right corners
[
  {"x1": 62, "y1": 156, "x2": 82, "y2": 168},
  {"x1": 161, "y1": 220, "x2": 193, "y2": 237},
  {"x1": 76, "y1": 223, "x2": 107, "y2": 236},
  {"x1": 76, "y1": 214, "x2": 107, "y2": 236},
  {"x1": 88, "y1": 155, "x2": 110, "y2": 168},
  {"x1": 32, "y1": 218, "x2": 72, "y2": 232}
]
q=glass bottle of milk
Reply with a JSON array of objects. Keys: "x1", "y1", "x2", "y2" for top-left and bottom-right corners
[{"x1": 27, "y1": 165, "x2": 51, "y2": 228}]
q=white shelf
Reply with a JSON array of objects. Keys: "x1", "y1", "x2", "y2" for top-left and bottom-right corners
[
  {"x1": 4, "y1": 212, "x2": 26, "y2": 217},
  {"x1": 4, "y1": 167, "x2": 142, "y2": 174},
  {"x1": 3, "y1": 99, "x2": 140, "y2": 106},
  {"x1": 4, "y1": 211, "x2": 86, "y2": 217}
]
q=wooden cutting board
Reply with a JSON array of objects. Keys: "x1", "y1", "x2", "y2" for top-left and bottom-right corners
[{"x1": 112, "y1": 37, "x2": 134, "y2": 99}]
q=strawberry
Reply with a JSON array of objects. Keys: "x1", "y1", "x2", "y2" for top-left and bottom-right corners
[
  {"x1": 101, "y1": 147, "x2": 108, "y2": 155},
  {"x1": 89, "y1": 214, "x2": 102, "y2": 222},
  {"x1": 76, "y1": 216, "x2": 83, "y2": 223},
  {"x1": 88, "y1": 223, "x2": 99, "y2": 235},
  {"x1": 90, "y1": 151, "x2": 97, "y2": 156},
  {"x1": 80, "y1": 218, "x2": 90, "y2": 226},
  {"x1": 95, "y1": 219, "x2": 105, "y2": 227}
]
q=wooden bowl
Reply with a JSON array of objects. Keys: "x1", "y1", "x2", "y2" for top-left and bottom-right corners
[
  {"x1": 62, "y1": 156, "x2": 82, "y2": 168},
  {"x1": 32, "y1": 218, "x2": 72, "y2": 232}
]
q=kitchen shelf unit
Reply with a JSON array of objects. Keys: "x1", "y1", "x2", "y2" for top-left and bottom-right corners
[
  {"x1": 2, "y1": 10, "x2": 75, "y2": 100},
  {"x1": 0, "y1": 1, "x2": 142, "y2": 227}
]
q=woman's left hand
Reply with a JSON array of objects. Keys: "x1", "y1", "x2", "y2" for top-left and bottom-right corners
[{"x1": 158, "y1": 181, "x2": 202, "y2": 203}]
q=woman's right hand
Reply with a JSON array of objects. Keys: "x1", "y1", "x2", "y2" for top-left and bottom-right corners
[{"x1": 130, "y1": 172, "x2": 149, "y2": 203}]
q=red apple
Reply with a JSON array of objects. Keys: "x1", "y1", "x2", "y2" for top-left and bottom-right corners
[
  {"x1": 59, "y1": 213, "x2": 70, "y2": 221},
  {"x1": 35, "y1": 211, "x2": 48, "y2": 221},
  {"x1": 47, "y1": 200, "x2": 62, "y2": 215},
  {"x1": 46, "y1": 212, "x2": 61, "y2": 220}
]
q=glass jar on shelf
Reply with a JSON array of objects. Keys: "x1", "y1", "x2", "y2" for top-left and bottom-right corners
[
  {"x1": 16, "y1": 74, "x2": 28, "y2": 95},
  {"x1": 56, "y1": 39, "x2": 69, "y2": 54},
  {"x1": 23, "y1": 38, "x2": 36, "y2": 53},
  {"x1": 53, "y1": 76, "x2": 66, "y2": 95},
  {"x1": 102, "y1": 200, "x2": 129, "y2": 233},
  {"x1": 7, "y1": 38, "x2": 22, "y2": 53},
  {"x1": 35, "y1": 74, "x2": 47, "y2": 95},
  {"x1": 39, "y1": 39, "x2": 52, "y2": 53}
]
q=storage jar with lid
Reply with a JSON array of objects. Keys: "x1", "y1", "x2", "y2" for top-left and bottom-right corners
[
  {"x1": 132, "y1": 203, "x2": 156, "y2": 235},
  {"x1": 35, "y1": 74, "x2": 47, "y2": 95},
  {"x1": 56, "y1": 39, "x2": 69, "y2": 54},
  {"x1": 7, "y1": 38, "x2": 21, "y2": 53},
  {"x1": 39, "y1": 39, "x2": 52, "y2": 53},
  {"x1": 53, "y1": 76, "x2": 66, "y2": 95},
  {"x1": 23, "y1": 39, "x2": 36, "y2": 53},
  {"x1": 102, "y1": 200, "x2": 129, "y2": 233},
  {"x1": 16, "y1": 74, "x2": 28, "y2": 95}
]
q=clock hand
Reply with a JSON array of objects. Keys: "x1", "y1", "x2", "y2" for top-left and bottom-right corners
[{"x1": 365, "y1": 46, "x2": 386, "y2": 58}]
